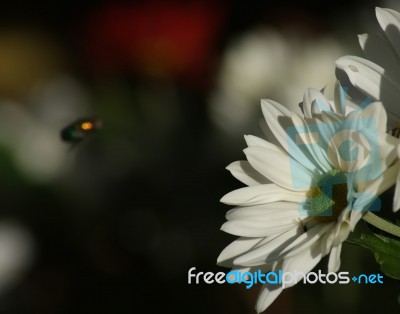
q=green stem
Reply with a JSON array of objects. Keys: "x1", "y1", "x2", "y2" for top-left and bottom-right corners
[{"x1": 362, "y1": 212, "x2": 400, "y2": 238}]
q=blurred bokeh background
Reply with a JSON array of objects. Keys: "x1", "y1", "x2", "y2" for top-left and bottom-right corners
[{"x1": 0, "y1": 0, "x2": 398, "y2": 313}]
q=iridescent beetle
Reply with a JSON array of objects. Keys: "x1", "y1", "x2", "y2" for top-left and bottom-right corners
[{"x1": 61, "y1": 116, "x2": 102, "y2": 144}]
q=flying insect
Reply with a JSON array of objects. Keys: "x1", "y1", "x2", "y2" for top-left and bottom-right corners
[{"x1": 61, "y1": 116, "x2": 102, "y2": 144}]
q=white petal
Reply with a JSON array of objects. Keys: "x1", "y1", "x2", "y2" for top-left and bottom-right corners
[
  {"x1": 376, "y1": 7, "x2": 400, "y2": 59},
  {"x1": 358, "y1": 160, "x2": 399, "y2": 199},
  {"x1": 313, "y1": 118, "x2": 341, "y2": 169},
  {"x1": 312, "y1": 114, "x2": 338, "y2": 150},
  {"x1": 302, "y1": 88, "x2": 332, "y2": 119},
  {"x1": 225, "y1": 202, "x2": 301, "y2": 221},
  {"x1": 358, "y1": 33, "x2": 400, "y2": 81},
  {"x1": 329, "y1": 128, "x2": 371, "y2": 173},
  {"x1": 332, "y1": 218, "x2": 351, "y2": 246},
  {"x1": 378, "y1": 134, "x2": 399, "y2": 167},
  {"x1": 328, "y1": 243, "x2": 342, "y2": 272},
  {"x1": 346, "y1": 101, "x2": 387, "y2": 133},
  {"x1": 259, "y1": 117, "x2": 283, "y2": 149},
  {"x1": 260, "y1": 99, "x2": 291, "y2": 150},
  {"x1": 221, "y1": 211, "x2": 299, "y2": 238},
  {"x1": 291, "y1": 113, "x2": 331, "y2": 171},
  {"x1": 336, "y1": 56, "x2": 383, "y2": 99},
  {"x1": 394, "y1": 146, "x2": 400, "y2": 211},
  {"x1": 333, "y1": 80, "x2": 346, "y2": 115},
  {"x1": 234, "y1": 223, "x2": 330, "y2": 266},
  {"x1": 244, "y1": 135, "x2": 280, "y2": 150},
  {"x1": 226, "y1": 161, "x2": 270, "y2": 186},
  {"x1": 281, "y1": 241, "x2": 323, "y2": 288},
  {"x1": 311, "y1": 98, "x2": 331, "y2": 115},
  {"x1": 394, "y1": 180, "x2": 400, "y2": 212},
  {"x1": 336, "y1": 55, "x2": 400, "y2": 119},
  {"x1": 220, "y1": 221, "x2": 297, "y2": 238},
  {"x1": 255, "y1": 282, "x2": 284, "y2": 313},
  {"x1": 233, "y1": 228, "x2": 300, "y2": 266},
  {"x1": 217, "y1": 237, "x2": 264, "y2": 267},
  {"x1": 351, "y1": 161, "x2": 400, "y2": 225},
  {"x1": 244, "y1": 146, "x2": 313, "y2": 190},
  {"x1": 220, "y1": 184, "x2": 306, "y2": 206},
  {"x1": 260, "y1": 99, "x2": 320, "y2": 172},
  {"x1": 290, "y1": 114, "x2": 331, "y2": 172},
  {"x1": 352, "y1": 132, "x2": 398, "y2": 187},
  {"x1": 349, "y1": 209, "x2": 364, "y2": 231},
  {"x1": 319, "y1": 224, "x2": 336, "y2": 255},
  {"x1": 280, "y1": 223, "x2": 331, "y2": 259}
]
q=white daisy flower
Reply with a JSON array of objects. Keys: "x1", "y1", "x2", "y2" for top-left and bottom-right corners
[
  {"x1": 218, "y1": 83, "x2": 399, "y2": 313},
  {"x1": 336, "y1": 7, "x2": 400, "y2": 125},
  {"x1": 335, "y1": 7, "x2": 400, "y2": 211}
]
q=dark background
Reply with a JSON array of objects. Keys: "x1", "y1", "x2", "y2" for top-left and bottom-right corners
[{"x1": 0, "y1": 0, "x2": 397, "y2": 313}]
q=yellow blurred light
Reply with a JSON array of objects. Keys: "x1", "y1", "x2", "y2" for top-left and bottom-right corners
[{"x1": 81, "y1": 121, "x2": 93, "y2": 130}]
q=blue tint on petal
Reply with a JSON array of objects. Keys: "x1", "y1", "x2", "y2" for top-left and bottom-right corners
[{"x1": 338, "y1": 140, "x2": 359, "y2": 161}]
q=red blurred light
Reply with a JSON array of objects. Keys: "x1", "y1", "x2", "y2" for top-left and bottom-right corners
[{"x1": 82, "y1": 1, "x2": 225, "y2": 86}]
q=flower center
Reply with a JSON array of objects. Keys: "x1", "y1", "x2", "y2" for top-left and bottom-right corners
[{"x1": 306, "y1": 169, "x2": 348, "y2": 223}]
